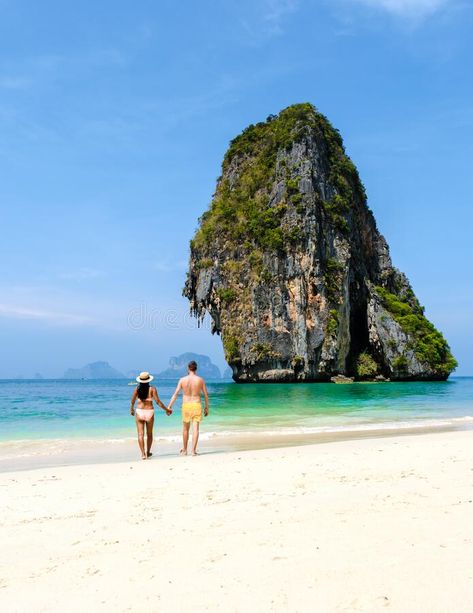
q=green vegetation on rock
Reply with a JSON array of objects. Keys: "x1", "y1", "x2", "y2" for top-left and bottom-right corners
[
  {"x1": 375, "y1": 286, "x2": 457, "y2": 376},
  {"x1": 222, "y1": 259, "x2": 242, "y2": 275},
  {"x1": 323, "y1": 195, "x2": 350, "y2": 234},
  {"x1": 286, "y1": 177, "x2": 300, "y2": 195},
  {"x1": 325, "y1": 259, "x2": 344, "y2": 304},
  {"x1": 191, "y1": 103, "x2": 365, "y2": 259},
  {"x1": 292, "y1": 355, "x2": 304, "y2": 368},
  {"x1": 355, "y1": 351, "x2": 378, "y2": 379},
  {"x1": 326, "y1": 309, "x2": 339, "y2": 336},
  {"x1": 223, "y1": 335, "x2": 240, "y2": 363},
  {"x1": 393, "y1": 355, "x2": 408, "y2": 372},
  {"x1": 250, "y1": 343, "x2": 282, "y2": 361},
  {"x1": 195, "y1": 258, "x2": 213, "y2": 270},
  {"x1": 287, "y1": 226, "x2": 302, "y2": 244},
  {"x1": 216, "y1": 288, "x2": 237, "y2": 305}
]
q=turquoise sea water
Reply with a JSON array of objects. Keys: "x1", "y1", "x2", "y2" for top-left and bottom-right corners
[{"x1": 1, "y1": 378, "x2": 472, "y2": 443}]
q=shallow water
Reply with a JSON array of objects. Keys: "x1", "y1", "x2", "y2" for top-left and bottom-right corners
[{"x1": 1, "y1": 377, "x2": 472, "y2": 443}]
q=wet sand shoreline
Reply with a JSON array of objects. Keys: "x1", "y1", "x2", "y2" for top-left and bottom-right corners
[{"x1": 2, "y1": 417, "x2": 472, "y2": 472}]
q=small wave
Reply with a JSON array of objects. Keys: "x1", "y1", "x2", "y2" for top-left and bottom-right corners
[
  {"x1": 153, "y1": 415, "x2": 473, "y2": 442},
  {"x1": 2, "y1": 416, "x2": 472, "y2": 459}
]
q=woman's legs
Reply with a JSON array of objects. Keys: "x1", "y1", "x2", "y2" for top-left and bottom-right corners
[
  {"x1": 145, "y1": 416, "x2": 154, "y2": 457},
  {"x1": 135, "y1": 417, "x2": 146, "y2": 459}
]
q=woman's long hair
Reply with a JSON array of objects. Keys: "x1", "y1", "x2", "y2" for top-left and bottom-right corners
[{"x1": 137, "y1": 382, "x2": 150, "y2": 401}]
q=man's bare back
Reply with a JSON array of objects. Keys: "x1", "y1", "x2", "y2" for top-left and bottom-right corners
[{"x1": 180, "y1": 373, "x2": 206, "y2": 403}]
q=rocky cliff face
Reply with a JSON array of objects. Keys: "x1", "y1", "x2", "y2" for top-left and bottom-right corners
[{"x1": 184, "y1": 104, "x2": 457, "y2": 382}]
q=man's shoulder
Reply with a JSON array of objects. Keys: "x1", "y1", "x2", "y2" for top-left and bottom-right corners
[{"x1": 189, "y1": 374, "x2": 205, "y2": 384}]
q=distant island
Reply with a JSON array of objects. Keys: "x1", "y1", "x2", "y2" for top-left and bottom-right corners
[
  {"x1": 62, "y1": 354, "x2": 226, "y2": 380},
  {"x1": 222, "y1": 366, "x2": 234, "y2": 380},
  {"x1": 156, "y1": 352, "x2": 221, "y2": 380},
  {"x1": 63, "y1": 361, "x2": 126, "y2": 379},
  {"x1": 184, "y1": 103, "x2": 457, "y2": 383}
]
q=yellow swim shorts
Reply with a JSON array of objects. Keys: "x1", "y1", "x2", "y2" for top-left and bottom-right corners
[{"x1": 182, "y1": 402, "x2": 203, "y2": 423}]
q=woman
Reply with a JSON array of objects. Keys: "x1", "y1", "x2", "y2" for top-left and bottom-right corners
[{"x1": 130, "y1": 371, "x2": 172, "y2": 459}]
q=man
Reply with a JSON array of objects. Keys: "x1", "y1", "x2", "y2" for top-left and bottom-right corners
[{"x1": 168, "y1": 360, "x2": 209, "y2": 456}]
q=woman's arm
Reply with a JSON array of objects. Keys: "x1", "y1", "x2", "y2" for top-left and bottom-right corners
[
  {"x1": 130, "y1": 388, "x2": 138, "y2": 416},
  {"x1": 153, "y1": 387, "x2": 172, "y2": 415}
]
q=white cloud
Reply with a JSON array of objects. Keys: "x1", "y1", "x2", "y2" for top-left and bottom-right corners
[
  {"x1": 0, "y1": 47, "x2": 128, "y2": 98},
  {"x1": 0, "y1": 304, "x2": 94, "y2": 326},
  {"x1": 348, "y1": 0, "x2": 451, "y2": 18},
  {"x1": 231, "y1": 0, "x2": 299, "y2": 42},
  {"x1": 263, "y1": 0, "x2": 299, "y2": 34}
]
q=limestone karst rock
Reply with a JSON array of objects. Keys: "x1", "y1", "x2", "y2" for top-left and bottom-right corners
[
  {"x1": 156, "y1": 353, "x2": 221, "y2": 380},
  {"x1": 63, "y1": 361, "x2": 125, "y2": 379},
  {"x1": 184, "y1": 104, "x2": 457, "y2": 382}
]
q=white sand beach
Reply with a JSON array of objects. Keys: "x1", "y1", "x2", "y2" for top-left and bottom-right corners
[{"x1": 1, "y1": 430, "x2": 472, "y2": 612}]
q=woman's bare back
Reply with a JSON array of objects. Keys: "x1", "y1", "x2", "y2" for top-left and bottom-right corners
[{"x1": 137, "y1": 386, "x2": 155, "y2": 409}]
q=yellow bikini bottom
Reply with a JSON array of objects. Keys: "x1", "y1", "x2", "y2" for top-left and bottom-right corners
[{"x1": 182, "y1": 402, "x2": 202, "y2": 423}]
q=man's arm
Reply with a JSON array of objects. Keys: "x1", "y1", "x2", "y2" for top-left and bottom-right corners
[
  {"x1": 130, "y1": 389, "x2": 138, "y2": 416},
  {"x1": 202, "y1": 381, "x2": 209, "y2": 417},
  {"x1": 153, "y1": 387, "x2": 172, "y2": 415},
  {"x1": 167, "y1": 379, "x2": 182, "y2": 410}
]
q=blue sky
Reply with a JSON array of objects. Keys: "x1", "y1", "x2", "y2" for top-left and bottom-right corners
[{"x1": 0, "y1": 0, "x2": 472, "y2": 377}]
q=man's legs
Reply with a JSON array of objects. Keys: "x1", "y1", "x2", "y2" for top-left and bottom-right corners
[
  {"x1": 192, "y1": 420, "x2": 200, "y2": 455},
  {"x1": 181, "y1": 421, "x2": 190, "y2": 455}
]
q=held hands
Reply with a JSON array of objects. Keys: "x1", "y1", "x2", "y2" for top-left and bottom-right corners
[
  {"x1": 204, "y1": 407, "x2": 209, "y2": 417},
  {"x1": 165, "y1": 407, "x2": 173, "y2": 416},
  {"x1": 130, "y1": 407, "x2": 135, "y2": 416}
]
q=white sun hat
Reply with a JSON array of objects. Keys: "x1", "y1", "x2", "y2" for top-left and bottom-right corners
[{"x1": 136, "y1": 371, "x2": 154, "y2": 383}]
